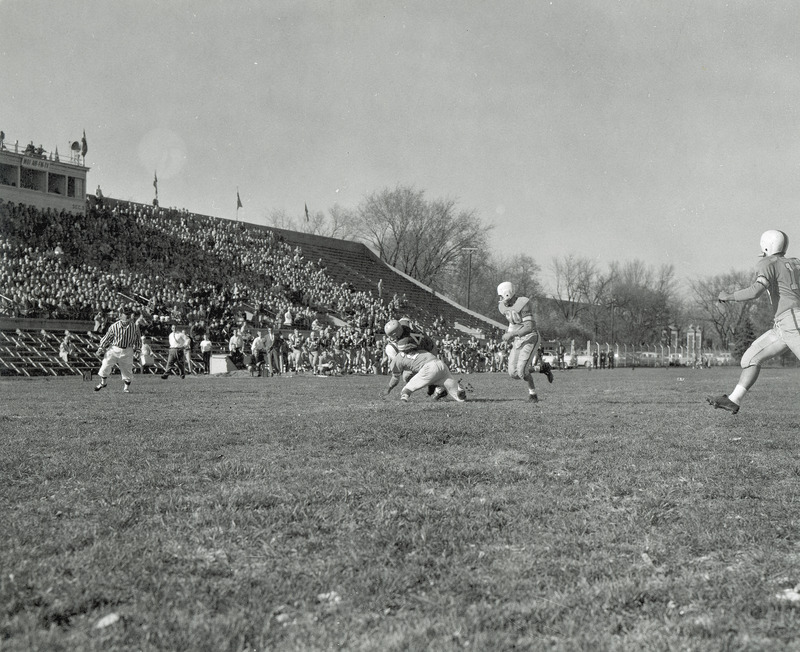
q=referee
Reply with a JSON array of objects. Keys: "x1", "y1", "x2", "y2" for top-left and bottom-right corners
[{"x1": 94, "y1": 307, "x2": 143, "y2": 393}]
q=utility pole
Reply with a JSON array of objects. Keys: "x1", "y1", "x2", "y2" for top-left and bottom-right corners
[{"x1": 461, "y1": 247, "x2": 478, "y2": 310}]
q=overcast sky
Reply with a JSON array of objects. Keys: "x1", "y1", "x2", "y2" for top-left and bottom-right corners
[{"x1": 2, "y1": 0, "x2": 798, "y2": 294}]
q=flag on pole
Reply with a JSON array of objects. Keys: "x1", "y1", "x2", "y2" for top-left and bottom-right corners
[
  {"x1": 153, "y1": 171, "x2": 158, "y2": 196},
  {"x1": 304, "y1": 203, "x2": 309, "y2": 222},
  {"x1": 237, "y1": 191, "x2": 243, "y2": 210},
  {"x1": 81, "y1": 130, "x2": 88, "y2": 158}
]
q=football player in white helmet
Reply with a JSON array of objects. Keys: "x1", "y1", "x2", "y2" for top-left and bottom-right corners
[
  {"x1": 497, "y1": 281, "x2": 554, "y2": 402},
  {"x1": 708, "y1": 229, "x2": 800, "y2": 414}
]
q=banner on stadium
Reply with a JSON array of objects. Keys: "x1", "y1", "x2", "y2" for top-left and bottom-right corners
[{"x1": 22, "y1": 157, "x2": 51, "y2": 170}]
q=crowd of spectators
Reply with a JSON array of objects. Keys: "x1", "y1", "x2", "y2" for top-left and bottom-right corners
[{"x1": 0, "y1": 197, "x2": 507, "y2": 370}]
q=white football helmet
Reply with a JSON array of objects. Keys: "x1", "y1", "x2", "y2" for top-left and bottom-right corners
[
  {"x1": 760, "y1": 230, "x2": 788, "y2": 256},
  {"x1": 384, "y1": 319, "x2": 403, "y2": 340},
  {"x1": 497, "y1": 281, "x2": 515, "y2": 305}
]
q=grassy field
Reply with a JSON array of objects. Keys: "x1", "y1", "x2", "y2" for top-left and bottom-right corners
[{"x1": 2, "y1": 366, "x2": 800, "y2": 651}]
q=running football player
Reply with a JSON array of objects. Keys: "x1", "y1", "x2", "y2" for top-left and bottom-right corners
[
  {"x1": 497, "y1": 281, "x2": 554, "y2": 402},
  {"x1": 708, "y1": 230, "x2": 800, "y2": 414}
]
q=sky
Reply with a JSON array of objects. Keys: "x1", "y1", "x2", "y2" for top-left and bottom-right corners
[{"x1": 2, "y1": 0, "x2": 799, "y2": 295}]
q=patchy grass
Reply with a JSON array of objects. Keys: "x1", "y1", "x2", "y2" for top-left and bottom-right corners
[{"x1": 1, "y1": 367, "x2": 800, "y2": 651}]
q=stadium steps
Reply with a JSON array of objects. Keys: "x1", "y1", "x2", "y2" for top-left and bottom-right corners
[{"x1": 0, "y1": 329, "x2": 211, "y2": 377}]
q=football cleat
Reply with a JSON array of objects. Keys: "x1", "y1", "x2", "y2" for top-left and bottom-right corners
[
  {"x1": 456, "y1": 388, "x2": 467, "y2": 401},
  {"x1": 94, "y1": 382, "x2": 106, "y2": 392},
  {"x1": 400, "y1": 393, "x2": 410, "y2": 402},
  {"x1": 707, "y1": 394, "x2": 739, "y2": 414},
  {"x1": 123, "y1": 385, "x2": 131, "y2": 393},
  {"x1": 432, "y1": 387, "x2": 447, "y2": 401},
  {"x1": 161, "y1": 374, "x2": 169, "y2": 380},
  {"x1": 528, "y1": 393, "x2": 539, "y2": 403}
]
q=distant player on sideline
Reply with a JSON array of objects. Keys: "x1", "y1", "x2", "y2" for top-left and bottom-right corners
[
  {"x1": 708, "y1": 229, "x2": 800, "y2": 414},
  {"x1": 94, "y1": 307, "x2": 142, "y2": 393},
  {"x1": 385, "y1": 349, "x2": 466, "y2": 402},
  {"x1": 497, "y1": 281, "x2": 554, "y2": 402}
]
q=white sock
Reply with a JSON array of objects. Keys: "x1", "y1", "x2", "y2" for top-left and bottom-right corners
[{"x1": 729, "y1": 385, "x2": 747, "y2": 404}]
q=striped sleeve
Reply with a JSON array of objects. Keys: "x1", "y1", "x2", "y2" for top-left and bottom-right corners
[
  {"x1": 100, "y1": 321, "x2": 141, "y2": 349},
  {"x1": 98, "y1": 323, "x2": 118, "y2": 350}
]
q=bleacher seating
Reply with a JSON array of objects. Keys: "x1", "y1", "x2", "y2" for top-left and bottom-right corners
[{"x1": 1, "y1": 196, "x2": 503, "y2": 376}]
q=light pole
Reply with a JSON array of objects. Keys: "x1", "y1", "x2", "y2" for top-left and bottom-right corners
[{"x1": 461, "y1": 247, "x2": 478, "y2": 310}]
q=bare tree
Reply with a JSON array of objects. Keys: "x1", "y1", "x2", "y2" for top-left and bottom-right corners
[
  {"x1": 608, "y1": 260, "x2": 680, "y2": 344},
  {"x1": 263, "y1": 205, "x2": 358, "y2": 240},
  {"x1": 689, "y1": 271, "x2": 763, "y2": 349},
  {"x1": 550, "y1": 254, "x2": 598, "y2": 321},
  {"x1": 354, "y1": 186, "x2": 491, "y2": 287}
]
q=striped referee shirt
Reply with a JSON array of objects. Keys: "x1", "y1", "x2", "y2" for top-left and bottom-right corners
[{"x1": 99, "y1": 320, "x2": 142, "y2": 350}]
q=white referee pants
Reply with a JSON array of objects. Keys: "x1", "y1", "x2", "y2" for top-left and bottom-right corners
[{"x1": 98, "y1": 346, "x2": 135, "y2": 382}]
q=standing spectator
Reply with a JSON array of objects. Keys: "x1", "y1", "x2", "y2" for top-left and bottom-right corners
[
  {"x1": 260, "y1": 328, "x2": 274, "y2": 376},
  {"x1": 708, "y1": 229, "x2": 800, "y2": 414},
  {"x1": 161, "y1": 324, "x2": 187, "y2": 379},
  {"x1": 92, "y1": 307, "x2": 105, "y2": 333},
  {"x1": 270, "y1": 329, "x2": 286, "y2": 375},
  {"x1": 94, "y1": 307, "x2": 142, "y2": 393},
  {"x1": 183, "y1": 326, "x2": 195, "y2": 375},
  {"x1": 250, "y1": 331, "x2": 267, "y2": 377},
  {"x1": 306, "y1": 330, "x2": 322, "y2": 375},
  {"x1": 58, "y1": 332, "x2": 74, "y2": 364},
  {"x1": 228, "y1": 329, "x2": 243, "y2": 367},
  {"x1": 200, "y1": 333, "x2": 213, "y2": 374},
  {"x1": 139, "y1": 336, "x2": 155, "y2": 374},
  {"x1": 557, "y1": 342, "x2": 566, "y2": 370},
  {"x1": 288, "y1": 327, "x2": 305, "y2": 372}
]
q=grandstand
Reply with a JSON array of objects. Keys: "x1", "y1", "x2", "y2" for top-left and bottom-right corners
[{"x1": 1, "y1": 194, "x2": 504, "y2": 377}]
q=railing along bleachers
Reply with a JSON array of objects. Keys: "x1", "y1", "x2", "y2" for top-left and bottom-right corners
[{"x1": 0, "y1": 327, "x2": 214, "y2": 378}]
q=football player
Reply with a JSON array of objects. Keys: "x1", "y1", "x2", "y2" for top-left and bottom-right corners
[
  {"x1": 497, "y1": 281, "x2": 554, "y2": 402},
  {"x1": 385, "y1": 349, "x2": 466, "y2": 402},
  {"x1": 384, "y1": 319, "x2": 441, "y2": 397},
  {"x1": 708, "y1": 230, "x2": 800, "y2": 414},
  {"x1": 384, "y1": 319, "x2": 437, "y2": 354}
]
